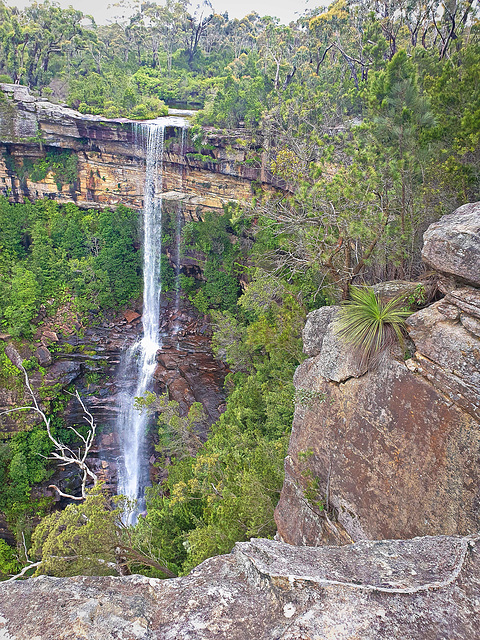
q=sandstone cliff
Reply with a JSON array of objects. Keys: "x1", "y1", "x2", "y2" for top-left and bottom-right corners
[
  {"x1": 275, "y1": 202, "x2": 480, "y2": 546},
  {"x1": 0, "y1": 83, "x2": 281, "y2": 220}
]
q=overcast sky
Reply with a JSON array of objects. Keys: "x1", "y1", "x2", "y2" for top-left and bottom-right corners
[{"x1": 7, "y1": 0, "x2": 322, "y2": 24}]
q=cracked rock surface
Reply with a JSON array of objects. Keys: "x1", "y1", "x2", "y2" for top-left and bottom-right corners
[
  {"x1": 422, "y1": 201, "x2": 480, "y2": 289},
  {"x1": 0, "y1": 535, "x2": 479, "y2": 639}
]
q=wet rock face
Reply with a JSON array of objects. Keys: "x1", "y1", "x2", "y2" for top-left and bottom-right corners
[
  {"x1": 0, "y1": 304, "x2": 144, "y2": 496},
  {"x1": 0, "y1": 534, "x2": 478, "y2": 639},
  {"x1": 275, "y1": 203, "x2": 480, "y2": 547},
  {"x1": 0, "y1": 297, "x2": 226, "y2": 498},
  {"x1": 154, "y1": 308, "x2": 228, "y2": 425}
]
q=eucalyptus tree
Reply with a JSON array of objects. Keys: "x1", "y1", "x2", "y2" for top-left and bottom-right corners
[
  {"x1": 256, "y1": 19, "x2": 299, "y2": 91},
  {"x1": 181, "y1": 0, "x2": 214, "y2": 67},
  {"x1": 0, "y1": 0, "x2": 91, "y2": 88},
  {"x1": 140, "y1": 0, "x2": 189, "y2": 72},
  {"x1": 225, "y1": 13, "x2": 264, "y2": 58},
  {"x1": 349, "y1": 0, "x2": 479, "y2": 58},
  {"x1": 308, "y1": 0, "x2": 378, "y2": 87},
  {"x1": 432, "y1": 0, "x2": 478, "y2": 58},
  {"x1": 0, "y1": 3, "x2": 27, "y2": 83}
]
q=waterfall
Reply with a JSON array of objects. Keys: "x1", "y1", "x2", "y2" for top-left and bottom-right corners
[
  {"x1": 116, "y1": 117, "x2": 186, "y2": 522},
  {"x1": 173, "y1": 200, "x2": 183, "y2": 319}
]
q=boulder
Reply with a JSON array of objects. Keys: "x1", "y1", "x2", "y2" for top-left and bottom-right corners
[
  {"x1": 422, "y1": 201, "x2": 480, "y2": 289},
  {"x1": 372, "y1": 279, "x2": 428, "y2": 304},
  {"x1": 0, "y1": 535, "x2": 478, "y2": 639},
  {"x1": 302, "y1": 306, "x2": 336, "y2": 356},
  {"x1": 41, "y1": 330, "x2": 58, "y2": 344},
  {"x1": 461, "y1": 313, "x2": 480, "y2": 337},
  {"x1": 35, "y1": 346, "x2": 52, "y2": 367},
  {"x1": 123, "y1": 310, "x2": 141, "y2": 323},
  {"x1": 445, "y1": 286, "x2": 480, "y2": 318},
  {"x1": 406, "y1": 291, "x2": 480, "y2": 421},
  {"x1": 275, "y1": 297, "x2": 480, "y2": 546},
  {"x1": 4, "y1": 344, "x2": 22, "y2": 368},
  {"x1": 43, "y1": 360, "x2": 81, "y2": 387}
]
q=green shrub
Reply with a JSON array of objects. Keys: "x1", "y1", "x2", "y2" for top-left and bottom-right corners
[{"x1": 0, "y1": 539, "x2": 20, "y2": 578}]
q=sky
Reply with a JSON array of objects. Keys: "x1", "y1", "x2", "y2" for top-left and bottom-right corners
[{"x1": 7, "y1": 0, "x2": 321, "y2": 24}]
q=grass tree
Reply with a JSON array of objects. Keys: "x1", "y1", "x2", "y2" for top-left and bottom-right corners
[{"x1": 334, "y1": 286, "x2": 411, "y2": 368}]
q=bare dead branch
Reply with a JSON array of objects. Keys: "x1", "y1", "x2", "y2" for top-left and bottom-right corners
[
  {"x1": 48, "y1": 484, "x2": 84, "y2": 501},
  {"x1": 2, "y1": 561, "x2": 42, "y2": 584},
  {"x1": 0, "y1": 358, "x2": 98, "y2": 501},
  {"x1": 315, "y1": 43, "x2": 335, "y2": 74}
]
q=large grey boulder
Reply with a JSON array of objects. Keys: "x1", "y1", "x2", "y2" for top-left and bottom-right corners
[
  {"x1": 302, "y1": 306, "x2": 337, "y2": 356},
  {"x1": 422, "y1": 201, "x2": 480, "y2": 289},
  {"x1": 0, "y1": 535, "x2": 478, "y2": 639},
  {"x1": 406, "y1": 288, "x2": 480, "y2": 421}
]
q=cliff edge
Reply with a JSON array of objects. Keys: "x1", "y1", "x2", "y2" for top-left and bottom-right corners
[
  {"x1": 275, "y1": 201, "x2": 480, "y2": 546},
  {"x1": 0, "y1": 83, "x2": 278, "y2": 217},
  {"x1": 0, "y1": 534, "x2": 478, "y2": 639}
]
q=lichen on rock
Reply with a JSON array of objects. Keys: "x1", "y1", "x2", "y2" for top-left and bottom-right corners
[{"x1": 0, "y1": 535, "x2": 478, "y2": 639}]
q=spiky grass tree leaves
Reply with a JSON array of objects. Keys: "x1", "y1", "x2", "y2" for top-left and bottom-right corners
[{"x1": 334, "y1": 286, "x2": 411, "y2": 368}]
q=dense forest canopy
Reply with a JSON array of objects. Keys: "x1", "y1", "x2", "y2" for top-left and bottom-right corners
[
  {"x1": 1, "y1": 0, "x2": 478, "y2": 281},
  {"x1": 0, "y1": 0, "x2": 479, "y2": 579}
]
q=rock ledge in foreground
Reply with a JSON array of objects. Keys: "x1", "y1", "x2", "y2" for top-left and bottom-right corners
[{"x1": 0, "y1": 535, "x2": 479, "y2": 639}]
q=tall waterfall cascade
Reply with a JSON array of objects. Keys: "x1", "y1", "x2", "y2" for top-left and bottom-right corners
[{"x1": 116, "y1": 117, "x2": 187, "y2": 521}]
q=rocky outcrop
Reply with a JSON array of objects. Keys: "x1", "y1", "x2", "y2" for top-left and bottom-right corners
[
  {"x1": 275, "y1": 325, "x2": 480, "y2": 546},
  {"x1": 275, "y1": 202, "x2": 480, "y2": 547},
  {"x1": 0, "y1": 534, "x2": 478, "y2": 639},
  {"x1": 406, "y1": 289, "x2": 480, "y2": 421},
  {"x1": 301, "y1": 306, "x2": 367, "y2": 382},
  {"x1": 0, "y1": 83, "x2": 281, "y2": 220},
  {"x1": 422, "y1": 201, "x2": 480, "y2": 291}
]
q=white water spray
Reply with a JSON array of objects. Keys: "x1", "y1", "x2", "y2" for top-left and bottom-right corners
[{"x1": 116, "y1": 117, "x2": 186, "y2": 521}]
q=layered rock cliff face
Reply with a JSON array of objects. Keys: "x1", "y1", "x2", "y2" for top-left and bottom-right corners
[
  {"x1": 0, "y1": 83, "x2": 281, "y2": 220},
  {"x1": 0, "y1": 534, "x2": 478, "y2": 639},
  {"x1": 275, "y1": 202, "x2": 480, "y2": 546}
]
